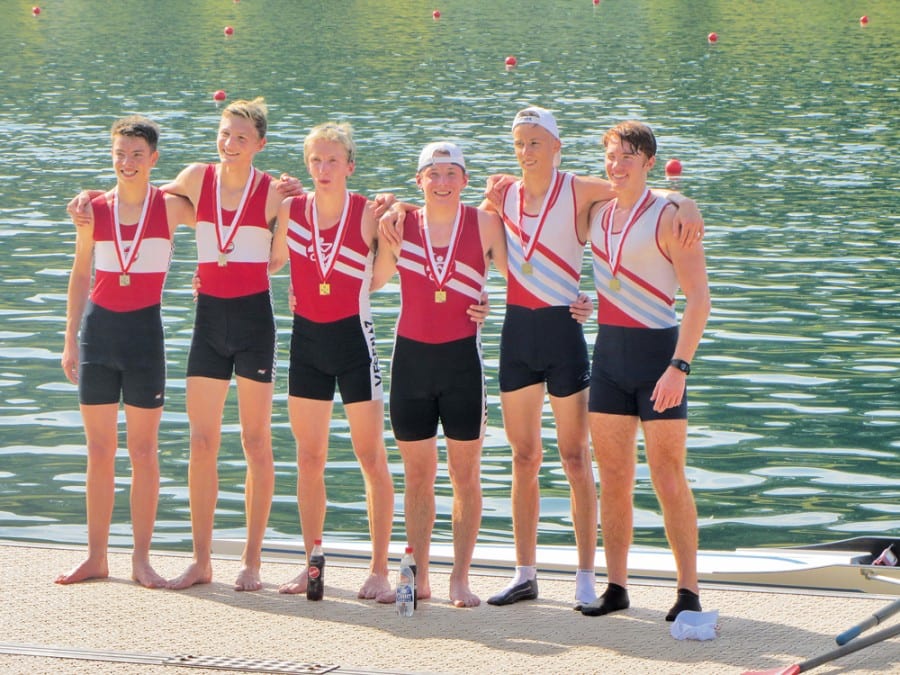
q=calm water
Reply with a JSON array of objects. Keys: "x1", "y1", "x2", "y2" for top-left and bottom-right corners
[{"x1": 0, "y1": 0, "x2": 898, "y2": 555}]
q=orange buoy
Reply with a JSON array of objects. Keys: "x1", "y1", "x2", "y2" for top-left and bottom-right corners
[
  {"x1": 224, "y1": 26, "x2": 234, "y2": 36},
  {"x1": 707, "y1": 32, "x2": 718, "y2": 43},
  {"x1": 665, "y1": 159, "x2": 683, "y2": 176},
  {"x1": 505, "y1": 55, "x2": 518, "y2": 67},
  {"x1": 433, "y1": 10, "x2": 441, "y2": 19},
  {"x1": 213, "y1": 90, "x2": 227, "y2": 102}
]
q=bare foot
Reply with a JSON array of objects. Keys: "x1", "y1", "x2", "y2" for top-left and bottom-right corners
[
  {"x1": 449, "y1": 576, "x2": 480, "y2": 608},
  {"x1": 167, "y1": 561, "x2": 212, "y2": 590},
  {"x1": 358, "y1": 573, "x2": 393, "y2": 603},
  {"x1": 55, "y1": 557, "x2": 109, "y2": 585},
  {"x1": 234, "y1": 565, "x2": 262, "y2": 592},
  {"x1": 278, "y1": 567, "x2": 309, "y2": 594},
  {"x1": 416, "y1": 578, "x2": 432, "y2": 601},
  {"x1": 131, "y1": 557, "x2": 167, "y2": 589}
]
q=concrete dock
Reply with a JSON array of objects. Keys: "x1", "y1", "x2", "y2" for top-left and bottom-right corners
[{"x1": 1, "y1": 542, "x2": 898, "y2": 674}]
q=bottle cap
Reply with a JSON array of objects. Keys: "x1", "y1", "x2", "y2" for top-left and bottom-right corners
[{"x1": 405, "y1": 546, "x2": 413, "y2": 553}]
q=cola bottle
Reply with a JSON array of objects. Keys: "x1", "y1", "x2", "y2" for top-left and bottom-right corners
[{"x1": 307, "y1": 539, "x2": 325, "y2": 600}]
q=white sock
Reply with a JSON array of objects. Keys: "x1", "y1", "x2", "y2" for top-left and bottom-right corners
[
  {"x1": 575, "y1": 569, "x2": 597, "y2": 603},
  {"x1": 511, "y1": 565, "x2": 537, "y2": 586}
]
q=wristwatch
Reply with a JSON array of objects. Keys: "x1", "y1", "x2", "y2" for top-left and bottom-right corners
[{"x1": 670, "y1": 358, "x2": 691, "y2": 375}]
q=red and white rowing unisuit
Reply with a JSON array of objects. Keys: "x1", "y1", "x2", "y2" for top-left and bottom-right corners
[
  {"x1": 589, "y1": 193, "x2": 678, "y2": 328},
  {"x1": 286, "y1": 191, "x2": 373, "y2": 323},
  {"x1": 90, "y1": 186, "x2": 172, "y2": 311},
  {"x1": 194, "y1": 164, "x2": 273, "y2": 298},
  {"x1": 396, "y1": 205, "x2": 487, "y2": 344},
  {"x1": 499, "y1": 170, "x2": 584, "y2": 309}
]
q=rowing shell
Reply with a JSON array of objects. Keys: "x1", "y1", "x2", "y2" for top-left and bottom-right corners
[{"x1": 212, "y1": 536, "x2": 900, "y2": 595}]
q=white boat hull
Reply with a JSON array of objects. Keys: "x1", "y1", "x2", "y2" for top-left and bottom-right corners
[{"x1": 212, "y1": 537, "x2": 900, "y2": 595}]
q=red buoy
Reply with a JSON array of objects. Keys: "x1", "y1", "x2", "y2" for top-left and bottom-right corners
[
  {"x1": 593, "y1": 0, "x2": 600, "y2": 5},
  {"x1": 224, "y1": 26, "x2": 234, "y2": 36},
  {"x1": 505, "y1": 55, "x2": 518, "y2": 67},
  {"x1": 707, "y1": 32, "x2": 718, "y2": 44},
  {"x1": 860, "y1": 15, "x2": 869, "y2": 25},
  {"x1": 432, "y1": 10, "x2": 441, "y2": 19},
  {"x1": 32, "y1": 6, "x2": 41, "y2": 15},
  {"x1": 213, "y1": 90, "x2": 227, "y2": 102},
  {"x1": 665, "y1": 159, "x2": 683, "y2": 176}
]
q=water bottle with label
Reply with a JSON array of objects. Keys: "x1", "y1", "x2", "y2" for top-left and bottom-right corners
[
  {"x1": 396, "y1": 546, "x2": 416, "y2": 617},
  {"x1": 307, "y1": 539, "x2": 325, "y2": 600}
]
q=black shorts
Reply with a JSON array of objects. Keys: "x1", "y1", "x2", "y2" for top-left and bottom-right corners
[
  {"x1": 390, "y1": 335, "x2": 486, "y2": 442},
  {"x1": 499, "y1": 305, "x2": 589, "y2": 397},
  {"x1": 588, "y1": 324, "x2": 687, "y2": 421},
  {"x1": 79, "y1": 302, "x2": 165, "y2": 408},
  {"x1": 187, "y1": 291, "x2": 276, "y2": 383},
  {"x1": 289, "y1": 313, "x2": 383, "y2": 403}
]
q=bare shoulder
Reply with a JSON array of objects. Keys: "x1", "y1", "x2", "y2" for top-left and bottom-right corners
[{"x1": 656, "y1": 202, "x2": 680, "y2": 251}]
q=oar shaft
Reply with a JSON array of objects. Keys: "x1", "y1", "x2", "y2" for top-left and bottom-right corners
[
  {"x1": 804, "y1": 621, "x2": 900, "y2": 671},
  {"x1": 836, "y1": 597, "x2": 900, "y2": 646}
]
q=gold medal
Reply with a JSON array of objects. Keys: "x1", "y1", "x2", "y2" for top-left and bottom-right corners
[
  {"x1": 319, "y1": 282, "x2": 331, "y2": 296},
  {"x1": 217, "y1": 253, "x2": 228, "y2": 267},
  {"x1": 434, "y1": 290, "x2": 447, "y2": 303},
  {"x1": 119, "y1": 274, "x2": 131, "y2": 287},
  {"x1": 609, "y1": 278, "x2": 621, "y2": 291},
  {"x1": 521, "y1": 261, "x2": 533, "y2": 275}
]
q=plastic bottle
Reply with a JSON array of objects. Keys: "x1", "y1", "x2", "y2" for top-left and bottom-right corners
[
  {"x1": 396, "y1": 546, "x2": 416, "y2": 617},
  {"x1": 307, "y1": 539, "x2": 325, "y2": 600},
  {"x1": 873, "y1": 543, "x2": 898, "y2": 566}
]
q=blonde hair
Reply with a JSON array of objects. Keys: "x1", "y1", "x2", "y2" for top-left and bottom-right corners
[
  {"x1": 222, "y1": 96, "x2": 268, "y2": 139},
  {"x1": 303, "y1": 122, "x2": 356, "y2": 164}
]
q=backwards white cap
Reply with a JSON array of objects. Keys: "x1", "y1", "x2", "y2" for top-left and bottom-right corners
[
  {"x1": 511, "y1": 106, "x2": 560, "y2": 140},
  {"x1": 417, "y1": 141, "x2": 467, "y2": 173}
]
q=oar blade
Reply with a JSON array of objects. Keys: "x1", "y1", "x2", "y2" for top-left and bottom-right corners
[{"x1": 741, "y1": 666, "x2": 800, "y2": 675}]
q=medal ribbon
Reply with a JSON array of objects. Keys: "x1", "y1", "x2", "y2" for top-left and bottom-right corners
[
  {"x1": 214, "y1": 166, "x2": 255, "y2": 257},
  {"x1": 311, "y1": 190, "x2": 351, "y2": 284},
  {"x1": 603, "y1": 188, "x2": 652, "y2": 280},
  {"x1": 510, "y1": 169, "x2": 564, "y2": 265},
  {"x1": 421, "y1": 204, "x2": 463, "y2": 291},
  {"x1": 112, "y1": 186, "x2": 152, "y2": 277}
]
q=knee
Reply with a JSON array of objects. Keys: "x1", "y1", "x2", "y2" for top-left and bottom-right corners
[
  {"x1": 86, "y1": 439, "x2": 117, "y2": 463},
  {"x1": 189, "y1": 430, "x2": 219, "y2": 459},
  {"x1": 448, "y1": 463, "x2": 479, "y2": 490},
  {"x1": 560, "y1": 444, "x2": 593, "y2": 478},
  {"x1": 129, "y1": 441, "x2": 159, "y2": 468},
  {"x1": 241, "y1": 430, "x2": 272, "y2": 464},
  {"x1": 357, "y1": 445, "x2": 390, "y2": 478},
  {"x1": 405, "y1": 462, "x2": 438, "y2": 488},
  {"x1": 510, "y1": 442, "x2": 543, "y2": 474},
  {"x1": 651, "y1": 469, "x2": 691, "y2": 501},
  {"x1": 297, "y1": 447, "x2": 327, "y2": 478}
]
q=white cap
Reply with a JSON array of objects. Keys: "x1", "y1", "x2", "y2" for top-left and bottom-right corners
[
  {"x1": 417, "y1": 141, "x2": 466, "y2": 173},
  {"x1": 511, "y1": 106, "x2": 560, "y2": 140}
]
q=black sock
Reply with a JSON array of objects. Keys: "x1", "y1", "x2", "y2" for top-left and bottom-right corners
[
  {"x1": 581, "y1": 583, "x2": 630, "y2": 616},
  {"x1": 665, "y1": 588, "x2": 701, "y2": 622}
]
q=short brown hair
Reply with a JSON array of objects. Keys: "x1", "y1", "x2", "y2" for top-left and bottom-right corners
[
  {"x1": 602, "y1": 121, "x2": 657, "y2": 159},
  {"x1": 110, "y1": 115, "x2": 160, "y2": 151}
]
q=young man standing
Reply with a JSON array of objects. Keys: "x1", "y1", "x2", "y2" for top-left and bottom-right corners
[
  {"x1": 580, "y1": 121, "x2": 710, "y2": 621},
  {"x1": 58, "y1": 116, "x2": 194, "y2": 587}
]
